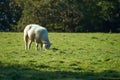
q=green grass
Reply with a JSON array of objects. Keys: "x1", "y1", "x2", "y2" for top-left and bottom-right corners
[{"x1": 0, "y1": 32, "x2": 120, "y2": 80}]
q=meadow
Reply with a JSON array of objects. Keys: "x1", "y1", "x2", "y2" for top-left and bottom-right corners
[{"x1": 0, "y1": 32, "x2": 120, "y2": 80}]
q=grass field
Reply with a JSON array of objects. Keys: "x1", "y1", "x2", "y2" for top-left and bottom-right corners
[{"x1": 0, "y1": 32, "x2": 120, "y2": 80}]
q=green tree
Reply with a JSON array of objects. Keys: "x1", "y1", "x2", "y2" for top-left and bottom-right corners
[
  {"x1": 0, "y1": 0, "x2": 22, "y2": 31},
  {"x1": 1, "y1": 0, "x2": 119, "y2": 32},
  {"x1": 97, "y1": 0, "x2": 120, "y2": 32}
]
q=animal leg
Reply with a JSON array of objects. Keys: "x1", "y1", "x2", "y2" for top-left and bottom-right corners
[
  {"x1": 24, "y1": 34, "x2": 28, "y2": 50},
  {"x1": 25, "y1": 42, "x2": 28, "y2": 50},
  {"x1": 35, "y1": 40, "x2": 39, "y2": 50},
  {"x1": 36, "y1": 43, "x2": 39, "y2": 50},
  {"x1": 40, "y1": 42, "x2": 43, "y2": 50},
  {"x1": 28, "y1": 40, "x2": 32, "y2": 50}
]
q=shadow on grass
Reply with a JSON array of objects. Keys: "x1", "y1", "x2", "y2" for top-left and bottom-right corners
[{"x1": 0, "y1": 63, "x2": 120, "y2": 80}]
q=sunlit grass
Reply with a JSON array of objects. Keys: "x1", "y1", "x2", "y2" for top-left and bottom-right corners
[{"x1": 0, "y1": 32, "x2": 120, "y2": 80}]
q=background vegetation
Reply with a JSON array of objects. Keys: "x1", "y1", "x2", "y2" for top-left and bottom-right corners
[
  {"x1": 0, "y1": 32, "x2": 120, "y2": 80},
  {"x1": 0, "y1": 0, "x2": 120, "y2": 32}
]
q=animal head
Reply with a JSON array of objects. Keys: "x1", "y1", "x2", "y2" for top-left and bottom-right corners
[
  {"x1": 43, "y1": 41, "x2": 51, "y2": 50},
  {"x1": 43, "y1": 43, "x2": 51, "y2": 50}
]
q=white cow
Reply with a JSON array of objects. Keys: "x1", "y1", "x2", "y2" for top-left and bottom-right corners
[{"x1": 24, "y1": 24, "x2": 51, "y2": 50}]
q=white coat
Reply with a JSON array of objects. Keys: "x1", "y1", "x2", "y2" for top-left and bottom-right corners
[{"x1": 24, "y1": 24, "x2": 51, "y2": 50}]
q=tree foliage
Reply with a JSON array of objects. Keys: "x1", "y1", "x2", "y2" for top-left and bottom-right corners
[
  {"x1": 0, "y1": 0, "x2": 120, "y2": 32},
  {"x1": 0, "y1": 0, "x2": 22, "y2": 31}
]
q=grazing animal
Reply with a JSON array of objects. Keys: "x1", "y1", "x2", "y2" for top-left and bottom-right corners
[{"x1": 24, "y1": 24, "x2": 51, "y2": 50}]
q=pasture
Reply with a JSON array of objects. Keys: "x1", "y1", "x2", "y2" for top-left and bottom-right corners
[{"x1": 0, "y1": 32, "x2": 120, "y2": 80}]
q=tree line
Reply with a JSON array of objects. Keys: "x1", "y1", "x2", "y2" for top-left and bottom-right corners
[{"x1": 0, "y1": 0, "x2": 120, "y2": 32}]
